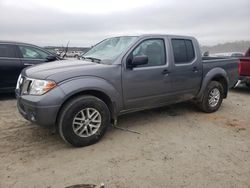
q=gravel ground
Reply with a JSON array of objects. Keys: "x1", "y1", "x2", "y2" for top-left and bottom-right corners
[{"x1": 0, "y1": 85, "x2": 249, "y2": 188}]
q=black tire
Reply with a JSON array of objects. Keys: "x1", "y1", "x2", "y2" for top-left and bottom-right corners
[
  {"x1": 246, "y1": 83, "x2": 250, "y2": 87},
  {"x1": 198, "y1": 81, "x2": 224, "y2": 113},
  {"x1": 58, "y1": 95, "x2": 110, "y2": 147}
]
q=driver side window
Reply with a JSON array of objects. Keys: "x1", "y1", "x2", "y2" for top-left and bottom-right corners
[
  {"x1": 132, "y1": 39, "x2": 166, "y2": 67},
  {"x1": 19, "y1": 46, "x2": 49, "y2": 59}
]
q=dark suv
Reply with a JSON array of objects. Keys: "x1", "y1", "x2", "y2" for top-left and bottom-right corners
[{"x1": 0, "y1": 41, "x2": 59, "y2": 92}]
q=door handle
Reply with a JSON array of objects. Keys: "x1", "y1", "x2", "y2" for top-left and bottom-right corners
[
  {"x1": 192, "y1": 67, "x2": 199, "y2": 73},
  {"x1": 162, "y1": 69, "x2": 170, "y2": 75},
  {"x1": 24, "y1": 63, "x2": 34, "y2": 66}
]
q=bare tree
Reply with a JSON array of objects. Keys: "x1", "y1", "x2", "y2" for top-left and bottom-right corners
[{"x1": 59, "y1": 41, "x2": 70, "y2": 58}]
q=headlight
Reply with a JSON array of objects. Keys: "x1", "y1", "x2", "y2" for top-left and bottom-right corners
[{"x1": 29, "y1": 79, "x2": 56, "y2": 95}]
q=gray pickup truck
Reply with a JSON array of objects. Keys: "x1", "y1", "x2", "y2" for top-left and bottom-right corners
[{"x1": 16, "y1": 34, "x2": 239, "y2": 147}]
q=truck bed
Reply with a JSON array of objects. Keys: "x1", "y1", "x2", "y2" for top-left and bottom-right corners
[{"x1": 202, "y1": 57, "x2": 239, "y2": 88}]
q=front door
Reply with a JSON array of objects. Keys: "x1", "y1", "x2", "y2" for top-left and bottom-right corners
[
  {"x1": 122, "y1": 38, "x2": 172, "y2": 110},
  {"x1": 17, "y1": 45, "x2": 50, "y2": 69}
]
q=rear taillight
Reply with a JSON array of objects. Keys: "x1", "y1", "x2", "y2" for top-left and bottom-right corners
[{"x1": 238, "y1": 61, "x2": 241, "y2": 75}]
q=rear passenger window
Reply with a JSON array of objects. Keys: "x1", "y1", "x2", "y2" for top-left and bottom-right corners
[
  {"x1": 19, "y1": 46, "x2": 49, "y2": 59},
  {"x1": 171, "y1": 39, "x2": 195, "y2": 64},
  {"x1": 0, "y1": 44, "x2": 17, "y2": 58}
]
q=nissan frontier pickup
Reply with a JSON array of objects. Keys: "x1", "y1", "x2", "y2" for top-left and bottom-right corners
[{"x1": 16, "y1": 34, "x2": 239, "y2": 147}]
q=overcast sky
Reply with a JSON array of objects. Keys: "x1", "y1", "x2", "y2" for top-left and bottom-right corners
[{"x1": 0, "y1": 0, "x2": 249, "y2": 47}]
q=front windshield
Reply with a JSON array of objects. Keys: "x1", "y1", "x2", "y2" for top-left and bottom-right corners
[{"x1": 83, "y1": 36, "x2": 138, "y2": 62}]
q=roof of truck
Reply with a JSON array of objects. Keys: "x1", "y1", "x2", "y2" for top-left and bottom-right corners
[
  {"x1": 112, "y1": 34, "x2": 195, "y2": 38},
  {"x1": 140, "y1": 34, "x2": 193, "y2": 37},
  {"x1": 101, "y1": 34, "x2": 196, "y2": 42}
]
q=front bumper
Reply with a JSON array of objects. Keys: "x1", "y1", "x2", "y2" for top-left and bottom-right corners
[{"x1": 16, "y1": 87, "x2": 65, "y2": 128}]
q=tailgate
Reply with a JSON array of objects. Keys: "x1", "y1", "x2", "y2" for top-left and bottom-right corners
[{"x1": 240, "y1": 58, "x2": 250, "y2": 76}]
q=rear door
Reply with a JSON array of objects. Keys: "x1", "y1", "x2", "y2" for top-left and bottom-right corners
[
  {"x1": 169, "y1": 38, "x2": 202, "y2": 99},
  {"x1": 17, "y1": 45, "x2": 51, "y2": 68},
  {"x1": 0, "y1": 43, "x2": 22, "y2": 90}
]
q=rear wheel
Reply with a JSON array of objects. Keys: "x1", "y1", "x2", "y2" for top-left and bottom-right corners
[
  {"x1": 58, "y1": 95, "x2": 110, "y2": 147},
  {"x1": 198, "y1": 81, "x2": 224, "y2": 113}
]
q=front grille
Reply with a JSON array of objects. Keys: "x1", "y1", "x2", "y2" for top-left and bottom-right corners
[
  {"x1": 18, "y1": 76, "x2": 25, "y2": 91},
  {"x1": 21, "y1": 78, "x2": 32, "y2": 94},
  {"x1": 17, "y1": 76, "x2": 32, "y2": 95}
]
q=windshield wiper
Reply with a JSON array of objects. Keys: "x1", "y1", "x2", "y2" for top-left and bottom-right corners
[{"x1": 82, "y1": 56, "x2": 101, "y2": 63}]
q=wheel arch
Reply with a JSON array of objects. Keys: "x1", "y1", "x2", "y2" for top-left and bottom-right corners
[
  {"x1": 210, "y1": 76, "x2": 228, "y2": 98},
  {"x1": 56, "y1": 89, "x2": 117, "y2": 128},
  {"x1": 196, "y1": 68, "x2": 229, "y2": 101},
  {"x1": 55, "y1": 77, "x2": 122, "y2": 127}
]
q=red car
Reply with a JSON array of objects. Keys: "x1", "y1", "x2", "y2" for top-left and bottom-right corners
[{"x1": 238, "y1": 47, "x2": 250, "y2": 87}]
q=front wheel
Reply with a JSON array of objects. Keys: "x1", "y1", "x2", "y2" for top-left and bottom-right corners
[
  {"x1": 58, "y1": 95, "x2": 110, "y2": 147},
  {"x1": 198, "y1": 81, "x2": 224, "y2": 113}
]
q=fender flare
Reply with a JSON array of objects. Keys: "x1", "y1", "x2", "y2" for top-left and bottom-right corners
[
  {"x1": 57, "y1": 76, "x2": 123, "y2": 119},
  {"x1": 196, "y1": 68, "x2": 229, "y2": 101}
]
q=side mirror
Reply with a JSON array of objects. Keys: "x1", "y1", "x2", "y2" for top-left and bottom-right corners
[
  {"x1": 128, "y1": 55, "x2": 148, "y2": 69},
  {"x1": 46, "y1": 55, "x2": 57, "y2": 62}
]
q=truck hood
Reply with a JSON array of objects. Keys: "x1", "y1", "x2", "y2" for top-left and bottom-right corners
[{"x1": 23, "y1": 60, "x2": 117, "y2": 83}]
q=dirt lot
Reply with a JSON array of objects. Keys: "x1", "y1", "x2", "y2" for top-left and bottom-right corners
[{"x1": 0, "y1": 86, "x2": 250, "y2": 188}]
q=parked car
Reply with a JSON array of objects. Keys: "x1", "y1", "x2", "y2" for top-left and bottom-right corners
[
  {"x1": 16, "y1": 35, "x2": 239, "y2": 147},
  {"x1": 0, "y1": 41, "x2": 60, "y2": 92},
  {"x1": 238, "y1": 47, "x2": 250, "y2": 87},
  {"x1": 60, "y1": 51, "x2": 82, "y2": 59}
]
